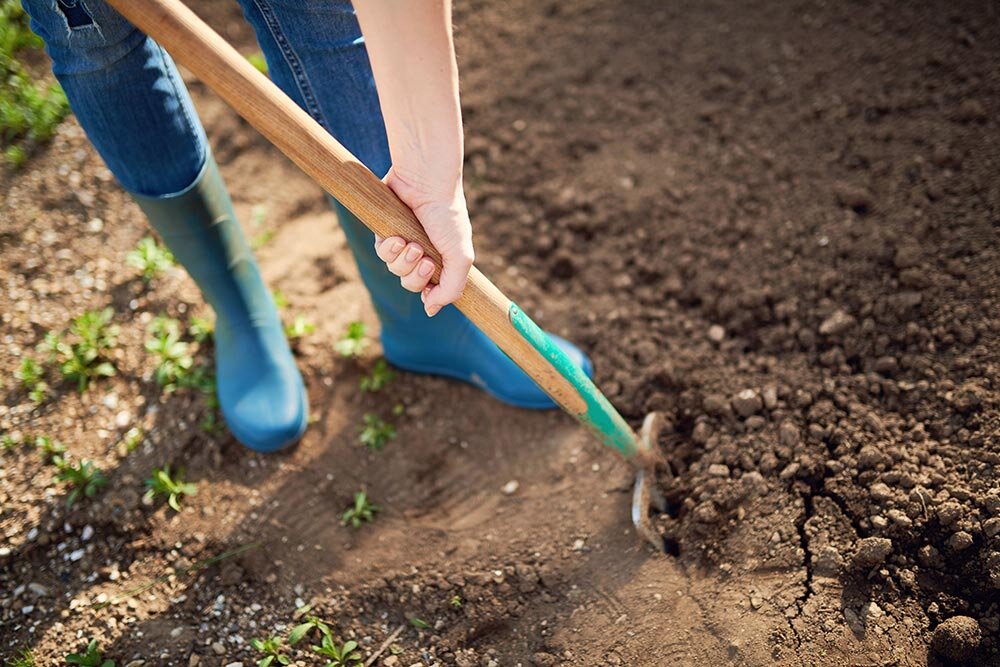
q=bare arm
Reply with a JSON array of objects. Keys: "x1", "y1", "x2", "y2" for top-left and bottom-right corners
[{"x1": 353, "y1": 0, "x2": 472, "y2": 316}]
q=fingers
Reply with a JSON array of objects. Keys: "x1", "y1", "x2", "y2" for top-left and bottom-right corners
[
  {"x1": 374, "y1": 236, "x2": 436, "y2": 294},
  {"x1": 423, "y1": 244, "x2": 474, "y2": 317}
]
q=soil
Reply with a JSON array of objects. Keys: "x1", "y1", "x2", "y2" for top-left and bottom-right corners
[{"x1": 2, "y1": 0, "x2": 998, "y2": 665}]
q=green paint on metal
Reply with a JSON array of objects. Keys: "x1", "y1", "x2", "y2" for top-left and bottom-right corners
[{"x1": 509, "y1": 304, "x2": 638, "y2": 458}]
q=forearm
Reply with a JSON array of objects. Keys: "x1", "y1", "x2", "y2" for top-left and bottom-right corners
[{"x1": 353, "y1": 0, "x2": 463, "y2": 198}]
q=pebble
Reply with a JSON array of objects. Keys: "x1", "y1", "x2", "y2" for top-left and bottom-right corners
[
  {"x1": 707, "y1": 464, "x2": 730, "y2": 477},
  {"x1": 947, "y1": 531, "x2": 973, "y2": 552},
  {"x1": 125, "y1": 661, "x2": 145, "y2": 667},
  {"x1": 869, "y1": 482, "x2": 892, "y2": 502},
  {"x1": 188, "y1": 655, "x2": 200, "y2": 667},
  {"x1": 702, "y1": 393, "x2": 730, "y2": 416},
  {"x1": 28, "y1": 582, "x2": 48, "y2": 596},
  {"x1": 778, "y1": 421, "x2": 800, "y2": 447},
  {"x1": 223, "y1": 663, "x2": 243, "y2": 667},
  {"x1": 501, "y1": 480, "x2": 519, "y2": 495},
  {"x1": 853, "y1": 537, "x2": 893, "y2": 569},
  {"x1": 819, "y1": 310, "x2": 856, "y2": 336},
  {"x1": 211, "y1": 642, "x2": 226, "y2": 655},
  {"x1": 982, "y1": 517, "x2": 1000, "y2": 538},
  {"x1": 707, "y1": 325, "x2": 725, "y2": 343},
  {"x1": 81, "y1": 525, "x2": 94, "y2": 541},
  {"x1": 732, "y1": 389, "x2": 763, "y2": 417}
]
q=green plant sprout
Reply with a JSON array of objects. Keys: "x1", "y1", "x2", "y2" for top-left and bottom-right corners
[
  {"x1": 1, "y1": 434, "x2": 19, "y2": 451},
  {"x1": 59, "y1": 308, "x2": 119, "y2": 392},
  {"x1": 55, "y1": 458, "x2": 108, "y2": 507},
  {"x1": 284, "y1": 314, "x2": 315, "y2": 340},
  {"x1": 449, "y1": 594, "x2": 463, "y2": 609},
  {"x1": 342, "y1": 491, "x2": 379, "y2": 528},
  {"x1": 145, "y1": 326, "x2": 193, "y2": 390},
  {"x1": 271, "y1": 289, "x2": 288, "y2": 309},
  {"x1": 144, "y1": 466, "x2": 197, "y2": 512},
  {"x1": 247, "y1": 52, "x2": 269, "y2": 75},
  {"x1": 188, "y1": 316, "x2": 214, "y2": 343},
  {"x1": 288, "y1": 615, "x2": 334, "y2": 646},
  {"x1": 360, "y1": 359, "x2": 395, "y2": 392},
  {"x1": 250, "y1": 636, "x2": 291, "y2": 667},
  {"x1": 34, "y1": 435, "x2": 65, "y2": 463},
  {"x1": 409, "y1": 617, "x2": 430, "y2": 629},
  {"x1": 14, "y1": 357, "x2": 47, "y2": 402},
  {"x1": 8, "y1": 647, "x2": 35, "y2": 667},
  {"x1": 64, "y1": 639, "x2": 115, "y2": 667},
  {"x1": 126, "y1": 236, "x2": 174, "y2": 282},
  {"x1": 334, "y1": 321, "x2": 368, "y2": 357},
  {"x1": 116, "y1": 427, "x2": 144, "y2": 456},
  {"x1": 358, "y1": 413, "x2": 395, "y2": 451},
  {"x1": 36, "y1": 330, "x2": 63, "y2": 363},
  {"x1": 311, "y1": 635, "x2": 362, "y2": 667},
  {"x1": 1, "y1": 2, "x2": 70, "y2": 168}
]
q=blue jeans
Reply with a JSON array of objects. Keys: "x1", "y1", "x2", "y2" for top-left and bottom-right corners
[{"x1": 20, "y1": 0, "x2": 391, "y2": 196}]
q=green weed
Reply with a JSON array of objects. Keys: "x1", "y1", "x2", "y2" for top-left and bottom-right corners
[
  {"x1": 55, "y1": 457, "x2": 107, "y2": 507},
  {"x1": 334, "y1": 321, "x2": 368, "y2": 357},
  {"x1": 36, "y1": 330, "x2": 63, "y2": 363},
  {"x1": 284, "y1": 314, "x2": 315, "y2": 340},
  {"x1": 7, "y1": 647, "x2": 35, "y2": 667},
  {"x1": 14, "y1": 356, "x2": 47, "y2": 402},
  {"x1": 64, "y1": 639, "x2": 114, "y2": 667},
  {"x1": 1, "y1": 433, "x2": 19, "y2": 451},
  {"x1": 250, "y1": 636, "x2": 290, "y2": 667},
  {"x1": 126, "y1": 236, "x2": 174, "y2": 282},
  {"x1": 409, "y1": 617, "x2": 430, "y2": 629},
  {"x1": 358, "y1": 413, "x2": 395, "y2": 451},
  {"x1": 188, "y1": 316, "x2": 214, "y2": 343},
  {"x1": 360, "y1": 359, "x2": 395, "y2": 392},
  {"x1": 1, "y1": 2, "x2": 70, "y2": 168},
  {"x1": 449, "y1": 594, "x2": 463, "y2": 609},
  {"x1": 341, "y1": 491, "x2": 379, "y2": 528},
  {"x1": 247, "y1": 53, "x2": 268, "y2": 75},
  {"x1": 58, "y1": 308, "x2": 119, "y2": 392},
  {"x1": 34, "y1": 435, "x2": 65, "y2": 463},
  {"x1": 144, "y1": 466, "x2": 196, "y2": 512},
  {"x1": 288, "y1": 615, "x2": 333, "y2": 646},
  {"x1": 311, "y1": 635, "x2": 361, "y2": 667},
  {"x1": 272, "y1": 289, "x2": 288, "y2": 309},
  {"x1": 250, "y1": 204, "x2": 274, "y2": 249},
  {"x1": 116, "y1": 427, "x2": 143, "y2": 456},
  {"x1": 145, "y1": 322, "x2": 193, "y2": 390}
]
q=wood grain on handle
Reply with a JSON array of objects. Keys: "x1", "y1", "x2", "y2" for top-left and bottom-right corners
[{"x1": 105, "y1": 0, "x2": 587, "y2": 415}]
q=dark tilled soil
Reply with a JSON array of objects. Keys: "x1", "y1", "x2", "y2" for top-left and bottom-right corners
[{"x1": 2, "y1": 0, "x2": 998, "y2": 665}]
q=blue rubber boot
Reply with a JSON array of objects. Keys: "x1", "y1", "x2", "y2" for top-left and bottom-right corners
[
  {"x1": 132, "y1": 155, "x2": 307, "y2": 451},
  {"x1": 331, "y1": 200, "x2": 592, "y2": 409}
]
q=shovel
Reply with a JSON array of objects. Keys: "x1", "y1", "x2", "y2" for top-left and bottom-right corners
[{"x1": 103, "y1": 0, "x2": 669, "y2": 551}]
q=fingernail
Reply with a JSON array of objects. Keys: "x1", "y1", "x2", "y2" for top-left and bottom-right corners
[
  {"x1": 405, "y1": 246, "x2": 422, "y2": 262},
  {"x1": 426, "y1": 304, "x2": 440, "y2": 317},
  {"x1": 418, "y1": 260, "x2": 433, "y2": 277},
  {"x1": 391, "y1": 239, "x2": 405, "y2": 254}
]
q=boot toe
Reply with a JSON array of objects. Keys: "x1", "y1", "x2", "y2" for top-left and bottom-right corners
[{"x1": 220, "y1": 365, "x2": 308, "y2": 453}]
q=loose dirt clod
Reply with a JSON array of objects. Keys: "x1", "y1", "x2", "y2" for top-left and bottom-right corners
[
  {"x1": 932, "y1": 616, "x2": 983, "y2": 661},
  {"x1": 852, "y1": 537, "x2": 893, "y2": 570}
]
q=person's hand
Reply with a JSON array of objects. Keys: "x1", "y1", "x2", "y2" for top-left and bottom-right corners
[{"x1": 374, "y1": 165, "x2": 474, "y2": 317}]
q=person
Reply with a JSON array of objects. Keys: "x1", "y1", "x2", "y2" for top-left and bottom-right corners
[{"x1": 20, "y1": 0, "x2": 592, "y2": 452}]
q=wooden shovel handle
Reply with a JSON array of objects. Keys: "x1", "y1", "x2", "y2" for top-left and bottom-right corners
[{"x1": 104, "y1": 0, "x2": 588, "y2": 415}]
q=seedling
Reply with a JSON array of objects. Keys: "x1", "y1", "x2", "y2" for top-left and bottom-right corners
[
  {"x1": 334, "y1": 321, "x2": 368, "y2": 357},
  {"x1": 288, "y1": 615, "x2": 333, "y2": 646},
  {"x1": 449, "y1": 594, "x2": 463, "y2": 609},
  {"x1": 409, "y1": 617, "x2": 430, "y2": 629},
  {"x1": 144, "y1": 466, "x2": 197, "y2": 512},
  {"x1": 36, "y1": 330, "x2": 63, "y2": 363},
  {"x1": 247, "y1": 53, "x2": 268, "y2": 75},
  {"x1": 341, "y1": 491, "x2": 379, "y2": 528},
  {"x1": 1, "y1": 433, "x2": 19, "y2": 451},
  {"x1": 360, "y1": 359, "x2": 395, "y2": 392},
  {"x1": 358, "y1": 413, "x2": 395, "y2": 451},
  {"x1": 1, "y1": 3, "x2": 69, "y2": 168},
  {"x1": 14, "y1": 357, "x2": 47, "y2": 402},
  {"x1": 311, "y1": 635, "x2": 362, "y2": 667},
  {"x1": 250, "y1": 636, "x2": 290, "y2": 667},
  {"x1": 64, "y1": 639, "x2": 114, "y2": 667},
  {"x1": 250, "y1": 205, "x2": 274, "y2": 249},
  {"x1": 126, "y1": 236, "x2": 174, "y2": 282},
  {"x1": 285, "y1": 315, "x2": 315, "y2": 340},
  {"x1": 116, "y1": 427, "x2": 144, "y2": 456},
  {"x1": 145, "y1": 327, "x2": 194, "y2": 390},
  {"x1": 188, "y1": 316, "x2": 214, "y2": 343},
  {"x1": 59, "y1": 308, "x2": 119, "y2": 392},
  {"x1": 8, "y1": 647, "x2": 35, "y2": 667},
  {"x1": 272, "y1": 290, "x2": 288, "y2": 309},
  {"x1": 55, "y1": 458, "x2": 108, "y2": 507},
  {"x1": 35, "y1": 435, "x2": 66, "y2": 463}
]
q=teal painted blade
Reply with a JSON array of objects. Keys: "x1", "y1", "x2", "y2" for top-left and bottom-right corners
[{"x1": 509, "y1": 304, "x2": 639, "y2": 458}]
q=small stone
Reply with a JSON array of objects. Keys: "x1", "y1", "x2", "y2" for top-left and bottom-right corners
[
  {"x1": 87, "y1": 218, "x2": 104, "y2": 233},
  {"x1": 761, "y1": 386, "x2": 779, "y2": 410},
  {"x1": 27, "y1": 582, "x2": 48, "y2": 596},
  {"x1": 931, "y1": 616, "x2": 982, "y2": 661},
  {"x1": 707, "y1": 325, "x2": 725, "y2": 343},
  {"x1": 115, "y1": 410, "x2": 131, "y2": 428},
  {"x1": 702, "y1": 393, "x2": 730, "y2": 416},
  {"x1": 125, "y1": 661, "x2": 145, "y2": 667},
  {"x1": 947, "y1": 531, "x2": 974, "y2": 552},
  {"x1": 857, "y1": 446, "x2": 884, "y2": 470},
  {"x1": 819, "y1": 310, "x2": 856, "y2": 337},
  {"x1": 707, "y1": 464, "x2": 730, "y2": 477},
  {"x1": 749, "y1": 593, "x2": 763, "y2": 610},
  {"x1": 983, "y1": 517, "x2": 1000, "y2": 538},
  {"x1": 572, "y1": 539, "x2": 586, "y2": 551},
  {"x1": 778, "y1": 421, "x2": 800, "y2": 447},
  {"x1": 732, "y1": 389, "x2": 763, "y2": 418},
  {"x1": 188, "y1": 655, "x2": 201, "y2": 667},
  {"x1": 869, "y1": 482, "x2": 893, "y2": 502},
  {"x1": 501, "y1": 480, "x2": 519, "y2": 495},
  {"x1": 779, "y1": 462, "x2": 800, "y2": 480},
  {"x1": 693, "y1": 501, "x2": 720, "y2": 523},
  {"x1": 853, "y1": 537, "x2": 893, "y2": 569},
  {"x1": 383, "y1": 657, "x2": 399, "y2": 667},
  {"x1": 170, "y1": 627, "x2": 184, "y2": 638},
  {"x1": 531, "y1": 652, "x2": 557, "y2": 667},
  {"x1": 211, "y1": 642, "x2": 226, "y2": 655},
  {"x1": 223, "y1": 663, "x2": 243, "y2": 667}
]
